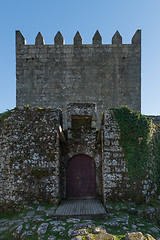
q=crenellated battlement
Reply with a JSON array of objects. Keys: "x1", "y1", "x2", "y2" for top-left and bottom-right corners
[
  {"x1": 16, "y1": 30, "x2": 141, "y2": 46},
  {"x1": 16, "y1": 29, "x2": 141, "y2": 128}
]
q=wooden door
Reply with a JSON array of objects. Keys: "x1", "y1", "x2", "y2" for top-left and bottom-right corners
[{"x1": 66, "y1": 154, "x2": 96, "y2": 197}]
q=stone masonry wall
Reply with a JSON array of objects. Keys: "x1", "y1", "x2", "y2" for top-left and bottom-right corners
[
  {"x1": 103, "y1": 110, "x2": 158, "y2": 203},
  {"x1": 59, "y1": 103, "x2": 102, "y2": 200},
  {"x1": 16, "y1": 30, "x2": 141, "y2": 127},
  {"x1": 0, "y1": 107, "x2": 61, "y2": 204},
  {"x1": 0, "y1": 107, "x2": 157, "y2": 205},
  {"x1": 60, "y1": 129, "x2": 102, "y2": 200},
  {"x1": 103, "y1": 110, "x2": 129, "y2": 202}
]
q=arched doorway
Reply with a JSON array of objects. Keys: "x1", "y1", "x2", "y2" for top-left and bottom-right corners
[{"x1": 66, "y1": 154, "x2": 96, "y2": 198}]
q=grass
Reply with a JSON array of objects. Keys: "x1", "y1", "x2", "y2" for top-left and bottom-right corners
[{"x1": 0, "y1": 202, "x2": 160, "y2": 240}]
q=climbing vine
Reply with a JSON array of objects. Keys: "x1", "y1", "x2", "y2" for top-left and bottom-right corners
[
  {"x1": 152, "y1": 129, "x2": 160, "y2": 193},
  {"x1": 0, "y1": 109, "x2": 11, "y2": 123},
  {"x1": 112, "y1": 107, "x2": 152, "y2": 182}
]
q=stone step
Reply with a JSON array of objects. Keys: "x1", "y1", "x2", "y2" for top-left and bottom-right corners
[{"x1": 55, "y1": 199, "x2": 107, "y2": 219}]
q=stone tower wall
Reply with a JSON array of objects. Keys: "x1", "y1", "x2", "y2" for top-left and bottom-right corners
[{"x1": 16, "y1": 30, "x2": 141, "y2": 127}]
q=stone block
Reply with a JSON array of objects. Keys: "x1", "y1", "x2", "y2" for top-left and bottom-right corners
[
  {"x1": 16, "y1": 31, "x2": 141, "y2": 128},
  {"x1": 74, "y1": 31, "x2": 82, "y2": 46},
  {"x1": 112, "y1": 31, "x2": 122, "y2": 44},
  {"x1": 35, "y1": 32, "x2": 44, "y2": 45},
  {"x1": 92, "y1": 30, "x2": 102, "y2": 45}
]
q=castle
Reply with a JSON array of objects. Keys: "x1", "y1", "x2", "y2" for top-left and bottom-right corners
[
  {"x1": 0, "y1": 30, "x2": 159, "y2": 205},
  {"x1": 16, "y1": 30, "x2": 141, "y2": 127}
]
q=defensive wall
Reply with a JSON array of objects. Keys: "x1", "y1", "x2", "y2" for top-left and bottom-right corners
[
  {"x1": 16, "y1": 30, "x2": 141, "y2": 127},
  {"x1": 0, "y1": 29, "x2": 159, "y2": 206},
  {"x1": 0, "y1": 106, "x2": 158, "y2": 205}
]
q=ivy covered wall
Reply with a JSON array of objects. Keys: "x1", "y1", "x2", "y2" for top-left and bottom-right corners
[
  {"x1": 0, "y1": 106, "x2": 159, "y2": 205},
  {"x1": 103, "y1": 107, "x2": 160, "y2": 203}
]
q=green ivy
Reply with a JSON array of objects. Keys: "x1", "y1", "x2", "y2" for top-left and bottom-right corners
[
  {"x1": 152, "y1": 131, "x2": 160, "y2": 192},
  {"x1": 0, "y1": 109, "x2": 11, "y2": 122},
  {"x1": 112, "y1": 107, "x2": 152, "y2": 182}
]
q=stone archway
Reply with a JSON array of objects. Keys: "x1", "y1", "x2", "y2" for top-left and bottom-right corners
[{"x1": 66, "y1": 154, "x2": 96, "y2": 198}]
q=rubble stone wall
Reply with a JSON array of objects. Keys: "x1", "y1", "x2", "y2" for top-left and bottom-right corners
[
  {"x1": 103, "y1": 110, "x2": 158, "y2": 203},
  {"x1": 59, "y1": 103, "x2": 102, "y2": 200},
  {"x1": 0, "y1": 108, "x2": 61, "y2": 204},
  {"x1": 0, "y1": 107, "x2": 158, "y2": 205},
  {"x1": 103, "y1": 110, "x2": 129, "y2": 202}
]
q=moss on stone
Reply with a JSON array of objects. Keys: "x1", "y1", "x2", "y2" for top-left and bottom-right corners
[
  {"x1": 0, "y1": 110, "x2": 11, "y2": 128},
  {"x1": 9, "y1": 157, "x2": 15, "y2": 167},
  {"x1": 30, "y1": 168, "x2": 50, "y2": 178},
  {"x1": 72, "y1": 115, "x2": 92, "y2": 130}
]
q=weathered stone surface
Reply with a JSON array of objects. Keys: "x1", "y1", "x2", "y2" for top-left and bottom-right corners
[
  {"x1": 16, "y1": 30, "x2": 26, "y2": 46},
  {"x1": 131, "y1": 224, "x2": 137, "y2": 230},
  {"x1": 54, "y1": 31, "x2": 64, "y2": 45},
  {"x1": 0, "y1": 219, "x2": 8, "y2": 224},
  {"x1": 16, "y1": 31, "x2": 141, "y2": 127},
  {"x1": 24, "y1": 205, "x2": 34, "y2": 210},
  {"x1": 74, "y1": 31, "x2": 82, "y2": 45},
  {"x1": 71, "y1": 236, "x2": 83, "y2": 240},
  {"x1": 112, "y1": 31, "x2": 122, "y2": 44},
  {"x1": 145, "y1": 234, "x2": 156, "y2": 240},
  {"x1": 37, "y1": 223, "x2": 49, "y2": 235},
  {"x1": 32, "y1": 215, "x2": 44, "y2": 223},
  {"x1": 149, "y1": 227, "x2": 159, "y2": 233},
  {"x1": 0, "y1": 106, "x2": 157, "y2": 205},
  {"x1": 10, "y1": 222, "x2": 23, "y2": 232},
  {"x1": 66, "y1": 218, "x2": 81, "y2": 223},
  {"x1": 125, "y1": 232, "x2": 144, "y2": 240},
  {"x1": 0, "y1": 227, "x2": 9, "y2": 233},
  {"x1": 86, "y1": 232, "x2": 115, "y2": 240},
  {"x1": 59, "y1": 103, "x2": 103, "y2": 199},
  {"x1": 45, "y1": 211, "x2": 55, "y2": 217},
  {"x1": 27, "y1": 210, "x2": 35, "y2": 216},
  {"x1": 50, "y1": 220, "x2": 66, "y2": 226},
  {"x1": 35, "y1": 32, "x2": 44, "y2": 45},
  {"x1": 68, "y1": 228, "x2": 88, "y2": 237},
  {"x1": 103, "y1": 110, "x2": 130, "y2": 202},
  {"x1": 25, "y1": 223, "x2": 30, "y2": 229},
  {"x1": 92, "y1": 30, "x2": 102, "y2": 44},
  {"x1": 12, "y1": 225, "x2": 23, "y2": 238},
  {"x1": 52, "y1": 226, "x2": 66, "y2": 232},
  {"x1": 48, "y1": 236, "x2": 56, "y2": 240},
  {"x1": 94, "y1": 226, "x2": 107, "y2": 233},
  {"x1": 37, "y1": 206, "x2": 46, "y2": 211},
  {"x1": 0, "y1": 108, "x2": 60, "y2": 205},
  {"x1": 38, "y1": 236, "x2": 45, "y2": 240},
  {"x1": 20, "y1": 230, "x2": 34, "y2": 239},
  {"x1": 104, "y1": 219, "x2": 119, "y2": 227},
  {"x1": 132, "y1": 30, "x2": 141, "y2": 44},
  {"x1": 0, "y1": 205, "x2": 159, "y2": 240}
]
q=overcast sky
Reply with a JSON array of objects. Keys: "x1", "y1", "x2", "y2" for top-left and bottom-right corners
[{"x1": 0, "y1": 0, "x2": 160, "y2": 115}]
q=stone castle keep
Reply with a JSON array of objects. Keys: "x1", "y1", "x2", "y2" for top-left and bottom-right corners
[
  {"x1": 0, "y1": 30, "x2": 159, "y2": 205},
  {"x1": 16, "y1": 30, "x2": 141, "y2": 127}
]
